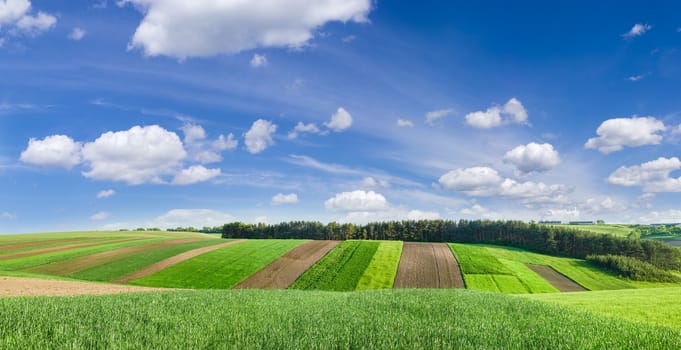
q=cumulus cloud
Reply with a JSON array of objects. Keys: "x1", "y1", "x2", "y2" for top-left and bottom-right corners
[
  {"x1": 90, "y1": 211, "x2": 111, "y2": 221},
  {"x1": 213, "y1": 133, "x2": 238, "y2": 151},
  {"x1": 585, "y1": 117, "x2": 665, "y2": 154},
  {"x1": 250, "y1": 53, "x2": 268, "y2": 68},
  {"x1": 623, "y1": 23, "x2": 652, "y2": 38},
  {"x1": 503, "y1": 142, "x2": 561, "y2": 176},
  {"x1": 541, "y1": 208, "x2": 580, "y2": 221},
  {"x1": 639, "y1": 210, "x2": 681, "y2": 224},
  {"x1": 172, "y1": 165, "x2": 221, "y2": 185},
  {"x1": 325, "y1": 190, "x2": 388, "y2": 211},
  {"x1": 425, "y1": 108, "x2": 454, "y2": 125},
  {"x1": 20, "y1": 135, "x2": 82, "y2": 169},
  {"x1": 325, "y1": 107, "x2": 353, "y2": 132},
  {"x1": 396, "y1": 119, "x2": 414, "y2": 127},
  {"x1": 244, "y1": 119, "x2": 277, "y2": 154},
  {"x1": 406, "y1": 210, "x2": 440, "y2": 220},
  {"x1": 582, "y1": 197, "x2": 627, "y2": 214},
  {"x1": 271, "y1": 193, "x2": 299, "y2": 205},
  {"x1": 438, "y1": 166, "x2": 571, "y2": 202},
  {"x1": 361, "y1": 176, "x2": 389, "y2": 188},
  {"x1": 0, "y1": 0, "x2": 56, "y2": 36},
  {"x1": 608, "y1": 157, "x2": 681, "y2": 193},
  {"x1": 288, "y1": 122, "x2": 320, "y2": 139},
  {"x1": 96, "y1": 189, "x2": 116, "y2": 199},
  {"x1": 148, "y1": 208, "x2": 235, "y2": 229},
  {"x1": 181, "y1": 123, "x2": 206, "y2": 144},
  {"x1": 460, "y1": 204, "x2": 489, "y2": 216},
  {"x1": 68, "y1": 27, "x2": 86, "y2": 41},
  {"x1": 81, "y1": 125, "x2": 187, "y2": 185},
  {"x1": 120, "y1": 0, "x2": 372, "y2": 59},
  {"x1": 465, "y1": 98, "x2": 528, "y2": 129}
]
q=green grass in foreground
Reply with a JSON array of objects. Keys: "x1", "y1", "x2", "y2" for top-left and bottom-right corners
[
  {"x1": 1, "y1": 289, "x2": 679, "y2": 349},
  {"x1": 132, "y1": 239, "x2": 305, "y2": 289},
  {"x1": 356, "y1": 241, "x2": 403, "y2": 290},
  {"x1": 526, "y1": 287, "x2": 681, "y2": 329},
  {"x1": 291, "y1": 240, "x2": 380, "y2": 291},
  {"x1": 70, "y1": 239, "x2": 231, "y2": 282}
]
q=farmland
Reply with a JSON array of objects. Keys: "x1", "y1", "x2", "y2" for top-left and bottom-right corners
[{"x1": 356, "y1": 240, "x2": 403, "y2": 290}]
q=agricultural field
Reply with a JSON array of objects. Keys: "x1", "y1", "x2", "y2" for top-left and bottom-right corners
[
  {"x1": 550, "y1": 224, "x2": 634, "y2": 237},
  {"x1": 356, "y1": 240, "x2": 403, "y2": 290}
]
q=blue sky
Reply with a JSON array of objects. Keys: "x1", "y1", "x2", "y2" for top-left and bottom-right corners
[{"x1": 2, "y1": 0, "x2": 681, "y2": 233}]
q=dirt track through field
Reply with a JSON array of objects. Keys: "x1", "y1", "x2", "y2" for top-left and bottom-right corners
[
  {"x1": 235, "y1": 240, "x2": 341, "y2": 289},
  {"x1": 527, "y1": 264, "x2": 586, "y2": 292},
  {"x1": 0, "y1": 277, "x2": 165, "y2": 297},
  {"x1": 393, "y1": 243, "x2": 465, "y2": 288},
  {"x1": 114, "y1": 240, "x2": 245, "y2": 283},
  {"x1": 0, "y1": 238, "x2": 147, "y2": 262},
  {"x1": 26, "y1": 239, "x2": 202, "y2": 276}
]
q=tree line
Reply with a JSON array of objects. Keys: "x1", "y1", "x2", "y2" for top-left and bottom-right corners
[{"x1": 222, "y1": 220, "x2": 681, "y2": 271}]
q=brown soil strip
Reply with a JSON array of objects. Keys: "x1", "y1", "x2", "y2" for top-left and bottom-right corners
[
  {"x1": 0, "y1": 238, "x2": 103, "y2": 253},
  {"x1": 0, "y1": 237, "x2": 147, "y2": 262},
  {"x1": 114, "y1": 239, "x2": 245, "y2": 283},
  {"x1": 393, "y1": 242, "x2": 465, "y2": 288},
  {"x1": 527, "y1": 264, "x2": 587, "y2": 292},
  {"x1": 235, "y1": 240, "x2": 341, "y2": 289},
  {"x1": 26, "y1": 239, "x2": 202, "y2": 276},
  {"x1": 0, "y1": 277, "x2": 166, "y2": 297}
]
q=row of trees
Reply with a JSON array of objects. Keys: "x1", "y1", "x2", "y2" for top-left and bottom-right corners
[{"x1": 222, "y1": 220, "x2": 681, "y2": 271}]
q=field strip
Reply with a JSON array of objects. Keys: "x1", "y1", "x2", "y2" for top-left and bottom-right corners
[
  {"x1": 527, "y1": 264, "x2": 586, "y2": 292},
  {"x1": 114, "y1": 239, "x2": 245, "y2": 283},
  {"x1": 235, "y1": 240, "x2": 341, "y2": 289},
  {"x1": 0, "y1": 237, "x2": 109, "y2": 253},
  {"x1": 394, "y1": 242, "x2": 464, "y2": 288},
  {"x1": 0, "y1": 237, "x2": 145, "y2": 262},
  {"x1": 26, "y1": 239, "x2": 201, "y2": 276},
  {"x1": 0, "y1": 277, "x2": 166, "y2": 297}
]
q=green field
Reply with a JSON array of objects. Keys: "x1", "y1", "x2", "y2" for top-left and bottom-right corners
[
  {"x1": 70, "y1": 239, "x2": 231, "y2": 282},
  {"x1": 132, "y1": 239, "x2": 305, "y2": 289},
  {"x1": 1, "y1": 289, "x2": 679, "y2": 349},
  {"x1": 356, "y1": 241, "x2": 403, "y2": 290},
  {"x1": 291, "y1": 240, "x2": 380, "y2": 291},
  {"x1": 550, "y1": 224, "x2": 634, "y2": 237}
]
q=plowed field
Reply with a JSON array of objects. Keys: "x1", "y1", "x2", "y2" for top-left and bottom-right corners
[{"x1": 393, "y1": 242, "x2": 464, "y2": 288}]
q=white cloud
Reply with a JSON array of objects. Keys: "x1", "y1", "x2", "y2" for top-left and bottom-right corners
[
  {"x1": 244, "y1": 119, "x2": 277, "y2": 154},
  {"x1": 497, "y1": 179, "x2": 571, "y2": 202},
  {"x1": 396, "y1": 119, "x2": 414, "y2": 127},
  {"x1": 193, "y1": 151, "x2": 222, "y2": 164},
  {"x1": 465, "y1": 98, "x2": 528, "y2": 129},
  {"x1": 582, "y1": 197, "x2": 628, "y2": 214},
  {"x1": 623, "y1": 23, "x2": 652, "y2": 38},
  {"x1": 608, "y1": 157, "x2": 681, "y2": 193},
  {"x1": 250, "y1": 53, "x2": 268, "y2": 68},
  {"x1": 0, "y1": 0, "x2": 56, "y2": 38},
  {"x1": 271, "y1": 193, "x2": 299, "y2": 205},
  {"x1": 673, "y1": 125, "x2": 681, "y2": 135},
  {"x1": 212, "y1": 133, "x2": 238, "y2": 151},
  {"x1": 325, "y1": 107, "x2": 353, "y2": 132},
  {"x1": 406, "y1": 210, "x2": 440, "y2": 220},
  {"x1": 0, "y1": 0, "x2": 30, "y2": 26},
  {"x1": 68, "y1": 27, "x2": 86, "y2": 41},
  {"x1": 425, "y1": 108, "x2": 454, "y2": 125},
  {"x1": 627, "y1": 73, "x2": 647, "y2": 82},
  {"x1": 288, "y1": 122, "x2": 320, "y2": 139},
  {"x1": 81, "y1": 125, "x2": 187, "y2": 185},
  {"x1": 20, "y1": 135, "x2": 82, "y2": 169},
  {"x1": 460, "y1": 204, "x2": 489, "y2": 216},
  {"x1": 90, "y1": 211, "x2": 111, "y2": 221},
  {"x1": 15, "y1": 11, "x2": 56, "y2": 34},
  {"x1": 585, "y1": 117, "x2": 665, "y2": 154},
  {"x1": 148, "y1": 209, "x2": 235, "y2": 229},
  {"x1": 438, "y1": 166, "x2": 503, "y2": 194},
  {"x1": 325, "y1": 190, "x2": 388, "y2": 211},
  {"x1": 96, "y1": 189, "x2": 116, "y2": 199},
  {"x1": 0, "y1": 37, "x2": 4, "y2": 47},
  {"x1": 361, "y1": 176, "x2": 389, "y2": 188},
  {"x1": 503, "y1": 142, "x2": 561, "y2": 176},
  {"x1": 0, "y1": 212, "x2": 16, "y2": 219},
  {"x1": 541, "y1": 208, "x2": 580, "y2": 221},
  {"x1": 181, "y1": 123, "x2": 206, "y2": 144},
  {"x1": 172, "y1": 165, "x2": 221, "y2": 185},
  {"x1": 639, "y1": 210, "x2": 681, "y2": 224},
  {"x1": 121, "y1": 0, "x2": 372, "y2": 59}
]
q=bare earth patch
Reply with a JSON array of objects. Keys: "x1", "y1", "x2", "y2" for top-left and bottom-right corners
[
  {"x1": 26, "y1": 239, "x2": 201, "y2": 276},
  {"x1": 527, "y1": 264, "x2": 586, "y2": 292},
  {"x1": 394, "y1": 242, "x2": 465, "y2": 288},
  {"x1": 114, "y1": 239, "x2": 245, "y2": 283},
  {"x1": 235, "y1": 240, "x2": 341, "y2": 289},
  {"x1": 0, "y1": 277, "x2": 164, "y2": 297}
]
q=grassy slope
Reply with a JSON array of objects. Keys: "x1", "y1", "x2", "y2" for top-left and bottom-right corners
[
  {"x1": 0, "y1": 289, "x2": 679, "y2": 349},
  {"x1": 70, "y1": 239, "x2": 231, "y2": 282},
  {"x1": 0, "y1": 231, "x2": 217, "y2": 242},
  {"x1": 550, "y1": 224, "x2": 634, "y2": 236},
  {"x1": 356, "y1": 241, "x2": 403, "y2": 290},
  {"x1": 290, "y1": 240, "x2": 380, "y2": 291},
  {"x1": 527, "y1": 287, "x2": 681, "y2": 329},
  {"x1": 131, "y1": 239, "x2": 305, "y2": 289}
]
